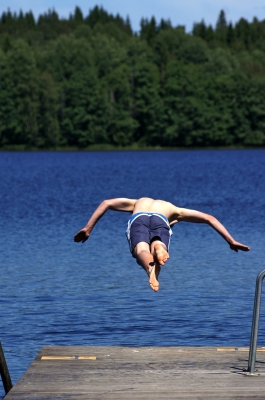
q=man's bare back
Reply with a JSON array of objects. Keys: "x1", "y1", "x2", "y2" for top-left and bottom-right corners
[
  {"x1": 74, "y1": 197, "x2": 250, "y2": 292},
  {"x1": 133, "y1": 198, "x2": 176, "y2": 221}
]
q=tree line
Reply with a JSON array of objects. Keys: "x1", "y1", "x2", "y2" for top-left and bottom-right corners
[{"x1": 1, "y1": 6, "x2": 265, "y2": 149}]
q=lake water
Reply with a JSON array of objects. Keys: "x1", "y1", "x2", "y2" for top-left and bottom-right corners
[{"x1": 0, "y1": 149, "x2": 265, "y2": 395}]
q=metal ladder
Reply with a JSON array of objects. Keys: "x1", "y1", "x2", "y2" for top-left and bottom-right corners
[
  {"x1": 247, "y1": 269, "x2": 265, "y2": 375},
  {"x1": 0, "y1": 342, "x2": 13, "y2": 395}
]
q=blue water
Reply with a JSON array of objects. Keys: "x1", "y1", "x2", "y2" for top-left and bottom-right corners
[{"x1": 0, "y1": 149, "x2": 265, "y2": 394}]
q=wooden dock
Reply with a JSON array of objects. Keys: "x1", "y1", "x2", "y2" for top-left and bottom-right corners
[{"x1": 5, "y1": 346, "x2": 265, "y2": 399}]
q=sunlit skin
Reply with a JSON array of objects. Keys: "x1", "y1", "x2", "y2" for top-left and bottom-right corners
[{"x1": 74, "y1": 198, "x2": 250, "y2": 292}]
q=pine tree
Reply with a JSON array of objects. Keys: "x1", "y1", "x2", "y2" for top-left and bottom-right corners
[
  {"x1": 140, "y1": 17, "x2": 157, "y2": 44},
  {"x1": 216, "y1": 10, "x2": 227, "y2": 42},
  {"x1": 74, "y1": 6, "x2": 83, "y2": 22},
  {"x1": 226, "y1": 23, "x2": 234, "y2": 45},
  {"x1": 192, "y1": 20, "x2": 207, "y2": 40}
]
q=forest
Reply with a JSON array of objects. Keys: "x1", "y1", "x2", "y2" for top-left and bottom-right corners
[{"x1": 1, "y1": 6, "x2": 265, "y2": 149}]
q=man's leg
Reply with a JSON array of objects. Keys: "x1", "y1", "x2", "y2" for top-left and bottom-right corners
[{"x1": 133, "y1": 242, "x2": 161, "y2": 292}]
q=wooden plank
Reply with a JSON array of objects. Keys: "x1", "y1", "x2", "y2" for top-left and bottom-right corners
[
  {"x1": 217, "y1": 347, "x2": 265, "y2": 352},
  {"x1": 5, "y1": 346, "x2": 265, "y2": 399},
  {"x1": 40, "y1": 356, "x2": 96, "y2": 360},
  {"x1": 77, "y1": 356, "x2": 96, "y2": 360},
  {"x1": 41, "y1": 356, "x2": 75, "y2": 360}
]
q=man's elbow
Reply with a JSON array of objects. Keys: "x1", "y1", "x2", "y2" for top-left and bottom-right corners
[
  {"x1": 101, "y1": 199, "x2": 111, "y2": 210},
  {"x1": 206, "y1": 214, "x2": 217, "y2": 225}
]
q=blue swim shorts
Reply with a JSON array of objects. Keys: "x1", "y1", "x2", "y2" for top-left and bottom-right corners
[{"x1": 126, "y1": 212, "x2": 173, "y2": 254}]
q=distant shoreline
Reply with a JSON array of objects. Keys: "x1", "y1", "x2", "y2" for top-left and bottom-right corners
[{"x1": 0, "y1": 145, "x2": 263, "y2": 152}]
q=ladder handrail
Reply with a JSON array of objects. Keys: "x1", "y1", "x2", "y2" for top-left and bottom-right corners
[
  {"x1": 0, "y1": 341, "x2": 13, "y2": 394},
  {"x1": 247, "y1": 269, "x2": 265, "y2": 374}
]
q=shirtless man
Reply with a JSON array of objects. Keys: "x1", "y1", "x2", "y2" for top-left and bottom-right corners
[{"x1": 74, "y1": 198, "x2": 250, "y2": 292}]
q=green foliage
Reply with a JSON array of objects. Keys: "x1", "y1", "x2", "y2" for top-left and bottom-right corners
[
  {"x1": 90, "y1": 33, "x2": 127, "y2": 78},
  {"x1": 216, "y1": 9, "x2": 227, "y2": 42},
  {"x1": 104, "y1": 63, "x2": 137, "y2": 145},
  {"x1": 164, "y1": 61, "x2": 211, "y2": 146},
  {"x1": 73, "y1": 6, "x2": 83, "y2": 23},
  {"x1": 1, "y1": 6, "x2": 265, "y2": 148},
  {"x1": 0, "y1": 40, "x2": 39, "y2": 146},
  {"x1": 177, "y1": 36, "x2": 210, "y2": 64},
  {"x1": 38, "y1": 71, "x2": 60, "y2": 147},
  {"x1": 133, "y1": 61, "x2": 164, "y2": 145},
  {"x1": 86, "y1": 6, "x2": 132, "y2": 36}
]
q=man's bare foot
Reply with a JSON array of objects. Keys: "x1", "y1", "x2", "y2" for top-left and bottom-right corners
[
  {"x1": 154, "y1": 243, "x2": 169, "y2": 266},
  {"x1": 148, "y1": 263, "x2": 161, "y2": 292}
]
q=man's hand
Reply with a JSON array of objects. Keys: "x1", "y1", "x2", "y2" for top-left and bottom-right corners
[
  {"x1": 74, "y1": 228, "x2": 90, "y2": 243},
  {"x1": 229, "y1": 241, "x2": 250, "y2": 252}
]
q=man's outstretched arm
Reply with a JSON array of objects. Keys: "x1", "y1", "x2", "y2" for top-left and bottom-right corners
[
  {"x1": 74, "y1": 198, "x2": 137, "y2": 243},
  {"x1": 175, "y1": 208, "x2": 250, "y2": 252}
]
